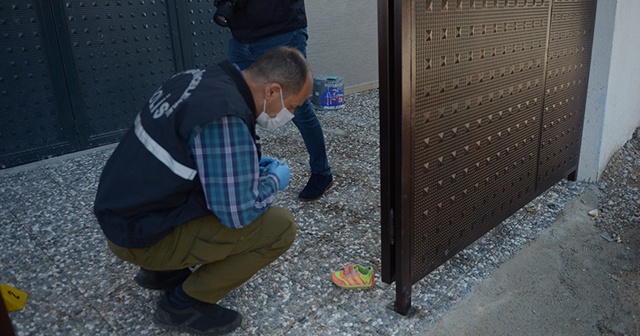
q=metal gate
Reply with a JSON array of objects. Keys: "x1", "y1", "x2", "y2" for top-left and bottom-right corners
[
  {"x1": 379, "y1": 0, "x2": 597, "y2": 314},
  {"x1": 0, "y1": 0, "x2": 228, "y2": 168}
]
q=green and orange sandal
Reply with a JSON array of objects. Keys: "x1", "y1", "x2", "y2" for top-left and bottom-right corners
[{"x1": 331, "y1": 264, "x2": 375, "y2": 290}]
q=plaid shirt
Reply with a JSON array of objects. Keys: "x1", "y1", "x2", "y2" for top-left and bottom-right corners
[{"x1": 189, "y1": 116, "x2": 279, "y2": 229}]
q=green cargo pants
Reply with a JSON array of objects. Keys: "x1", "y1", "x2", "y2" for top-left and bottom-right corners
[{"x1": 107, "y1": 206, "x2": 296, "y2": 303}]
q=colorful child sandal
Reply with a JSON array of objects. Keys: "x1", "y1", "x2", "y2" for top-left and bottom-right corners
[{"x1": 331, "y1": 264, "x2": 375, "y2": 290}]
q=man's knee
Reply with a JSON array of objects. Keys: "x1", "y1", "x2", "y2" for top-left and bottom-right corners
[{"x1": 264, "y1": 206, "x2": 297, "y2": 251}]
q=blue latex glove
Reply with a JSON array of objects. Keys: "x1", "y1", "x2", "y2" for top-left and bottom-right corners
[
  {"x1": 259, "y1": 156, "x2": 277, "y2": 168},
  {"x1": 259, "y1": 156, "x2": 277, "y2": 176},
  {"x1": 266, "y1": 161, "x2": 290, "y2": 191}
]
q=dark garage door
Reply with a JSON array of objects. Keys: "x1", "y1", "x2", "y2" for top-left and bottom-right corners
[{"x1": 0, "y1": 0, "x2": 229, "y2": 168}]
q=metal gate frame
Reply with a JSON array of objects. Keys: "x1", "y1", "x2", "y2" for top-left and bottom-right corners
[{"x1": 379, "y1": 0, "x2": 597, "y2": 314}]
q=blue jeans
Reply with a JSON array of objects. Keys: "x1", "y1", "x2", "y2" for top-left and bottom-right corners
[{"x1": 227, "y1": 28, "x2": 331, "y2": 176}]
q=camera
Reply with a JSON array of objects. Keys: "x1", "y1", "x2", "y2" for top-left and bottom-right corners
[{"x1": 213, "y1": 0, "x2": 247, "y2": 27}]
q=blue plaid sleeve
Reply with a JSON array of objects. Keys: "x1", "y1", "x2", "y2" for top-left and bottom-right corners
[{"x1": 189, "y1": 116, "x2": 280, "y2": 229}]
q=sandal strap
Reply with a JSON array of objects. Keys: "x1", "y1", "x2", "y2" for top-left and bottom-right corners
[{"x1": 339, "y1": 264, "x2": 366, "y2": 286}]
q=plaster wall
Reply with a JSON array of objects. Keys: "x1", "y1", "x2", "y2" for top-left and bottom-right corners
[
  {"x1": 305, "y1": 1, "x2": 379, "y2": 93},
  {"x1": 579, "y1": 0, "x2": 616, "y2": 181},
  {"x1": 580, "y1": 0, "x2": 640, "y2": 181}
]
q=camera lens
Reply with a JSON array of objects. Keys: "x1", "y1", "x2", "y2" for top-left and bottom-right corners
[
  {"x1": 213, "y1": 1, "x2": 236, "y2": 27},
  {"x1": 214, "y1": 13, "x2": 229, "y2": 27}
]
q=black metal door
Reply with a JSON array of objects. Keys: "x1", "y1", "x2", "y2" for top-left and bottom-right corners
[
  {"x1": 379, "y1": 0, "x2": 597, "y2": 314},
  {"x1": 1, "y1": 0, "x2": 79, "y2": 167},
  {"x1": 0, "y1": 0, "x2": 229, "y2": 168}
]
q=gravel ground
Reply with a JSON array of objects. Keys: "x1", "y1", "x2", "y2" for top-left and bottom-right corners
[
  {"x1": 1, "y1": 88, "x2": 638, "y2": 335},
  {"x1": 594, "y1": 127, "x2": 640, "y2": 335},
  {"x1": 595, "y1": 128, "x2": 640, "y2": 244}
]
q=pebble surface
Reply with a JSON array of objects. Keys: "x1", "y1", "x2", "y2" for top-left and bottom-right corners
[
  {"x1": 595, "y1": 129, "x2": 640, "y2": 244},
  {"x1": 1, "y1": 89, "x2": 637, "y2": 335}
]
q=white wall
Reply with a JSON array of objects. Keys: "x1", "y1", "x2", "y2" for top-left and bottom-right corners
[
  {"x1": 580, "y1": 0, "x2": 640, "y2": 181},
  {"x1": 305, "y1": 1, "x2": 378, "y2": 92}
]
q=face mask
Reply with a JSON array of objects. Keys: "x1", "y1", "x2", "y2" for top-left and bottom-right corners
[{"x1": 256, "y1": 90, "x2": 294, "y2": 129}]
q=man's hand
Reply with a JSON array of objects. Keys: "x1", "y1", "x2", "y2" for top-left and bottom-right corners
[
  {"x1": 260, "y1": 156, "x2": 277, "y2": 167},
  {"x1": 259, "y1": 156, "x2": 277, "y2": 176},
  {"x1": 266, "y1": 161, "x2": 291, "y2": 191}
]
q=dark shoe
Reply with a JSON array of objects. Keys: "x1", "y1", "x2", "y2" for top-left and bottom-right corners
[
  {"x1": 298, "y1": 173, "x2": 334, "y2": 202},
  {"x1": 134, "y1": 267, "x2": 192, "y2": 290},
  {"x1": 154, "y1": 293, "x2": 242, "y2": 335}
]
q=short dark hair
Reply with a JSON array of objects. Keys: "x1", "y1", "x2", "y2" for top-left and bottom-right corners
[{"x1": 246, "y1": 46, "x2": 311, "y2": 96}]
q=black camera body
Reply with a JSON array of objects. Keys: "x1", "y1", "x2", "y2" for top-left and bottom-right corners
[{"x1": 213, "y1": 0, "x2": 247, "y2": 27}]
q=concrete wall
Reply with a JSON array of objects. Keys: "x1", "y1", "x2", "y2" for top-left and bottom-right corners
[
  {"x1": 580, "y1": 0, "x2": 640, "y2": 181},
  {"x1": 305, "y1": 0, "x2": 378, "y2": 93}
]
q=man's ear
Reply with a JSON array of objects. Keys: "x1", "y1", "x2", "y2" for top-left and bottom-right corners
[{"x1": 265, "y1": 83, "x2": 282, "y2": 101}]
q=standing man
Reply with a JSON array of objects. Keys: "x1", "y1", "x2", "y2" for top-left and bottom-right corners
[
  {"x1": 94, "y1": 47, "x2": 313, "y2": 335},
  {"x1": 214, "y1": 0, "x2": 334, "y2": 202}
]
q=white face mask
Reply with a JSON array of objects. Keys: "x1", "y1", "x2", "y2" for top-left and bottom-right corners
[{"x1": 256, "y1": 90, "x2": 294, "y2": 129}]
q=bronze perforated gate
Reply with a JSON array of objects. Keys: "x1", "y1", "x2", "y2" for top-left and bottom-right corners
[{"x1": 379, "y1": 0, "x2": 597, "y2": 314}]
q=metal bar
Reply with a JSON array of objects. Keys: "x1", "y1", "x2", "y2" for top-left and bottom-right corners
[
  {"x1": 167, "y1": 0, "x2": 188, "y2": 71},
  {"x1": 38, "y1": 0, "x2": 85, "y2": 149},
  {"x1": 393, "y1": 0, "x2": 416, "y2": 315},
  {"x1": 379, "y1": 0, "x2": 396, "y2": 285},
  {"x1": 534, "y1": 0, "x2": 556, "y2": 192}
]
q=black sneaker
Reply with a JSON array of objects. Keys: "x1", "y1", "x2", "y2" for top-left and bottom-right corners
[
  {"x1": 298, "y1": 173, "x2": 333, "y2": 202},
  {"x1": 134, "y1": 267, "x2": 192, "y2": 290},
  {"x1": 153, "y1": 293, "x2": 242, "y2": 335}
]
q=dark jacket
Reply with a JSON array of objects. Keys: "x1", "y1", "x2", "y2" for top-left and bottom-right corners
[
  {"x1": 94, "y1": 61, "x2": 258, "y2": 248},
  {"x1": 227, "y1": 0, "x2": 307, "y2": 43}
]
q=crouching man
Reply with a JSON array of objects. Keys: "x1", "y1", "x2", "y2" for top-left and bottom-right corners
[{"x1": 94, "y1": 46, "x2": 313, "y2": 335}]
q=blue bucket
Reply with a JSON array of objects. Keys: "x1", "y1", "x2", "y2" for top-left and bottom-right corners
[{"x1": 311, "y1": 75, "x2": 345, "y2": 110}]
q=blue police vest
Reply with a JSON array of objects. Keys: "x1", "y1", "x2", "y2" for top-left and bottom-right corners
[{"x1": 94, "y1": 61, "x2": 260, "y2": 248}]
